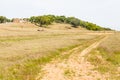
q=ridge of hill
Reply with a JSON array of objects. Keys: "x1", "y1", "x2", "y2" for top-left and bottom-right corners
[{"x1": 0, "y1": 15, "x2": 112, "y2": 31}]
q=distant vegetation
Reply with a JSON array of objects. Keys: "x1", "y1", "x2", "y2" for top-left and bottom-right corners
[
  {"x1": 0, "y1": 16, "x2": 10, "y2": 23},
  {"x1": 0, "y1": 15, "x2": 111, "y2": 31},
  {"x1": 29, "y1": 15, "x2": 111, "y2": 31}
]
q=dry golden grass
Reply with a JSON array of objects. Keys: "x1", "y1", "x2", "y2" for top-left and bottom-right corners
[
  {"x1": 0, "y1": 23, "x2": 113, "y2": 80},
  {"x1": 47, "y1": 23, "x2": 86, "y2": 30},
  {"x1": 99, "y1": 33, "x2": 120, "y2": 53}
]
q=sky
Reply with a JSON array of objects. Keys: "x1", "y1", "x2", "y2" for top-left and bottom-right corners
[{"x1": 0, "y1": 0, "x2": 120, "y2": 30}]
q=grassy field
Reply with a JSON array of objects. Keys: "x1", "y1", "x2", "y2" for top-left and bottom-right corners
[
  {"x1": 86, "y1": 32, "x2": 120, "y2": 80},
  {"x1": 0, "y1": 23, "x2": 114, "y2": 80}
]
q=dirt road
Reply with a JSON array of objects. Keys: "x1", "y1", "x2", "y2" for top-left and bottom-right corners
[{"x1": 36, "y1": 36, "x2": 109, "y2": 80}]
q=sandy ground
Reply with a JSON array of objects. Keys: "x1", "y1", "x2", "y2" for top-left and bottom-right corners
[{"x1": 36, "y1": 36, "x2": 109, "y2": 80}]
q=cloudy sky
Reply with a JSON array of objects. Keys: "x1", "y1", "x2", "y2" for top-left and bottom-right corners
[{"x1": 0, "y1": 0, "x2": 120, "y2": 30}]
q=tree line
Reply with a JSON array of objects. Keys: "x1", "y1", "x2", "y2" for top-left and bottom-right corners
[
  {"x1": 29, "y1": 15, "x2": 111, "y2": 31},
  {"x1": 29, "y1": 15, "x2": 81, "y2": 28},
  {"x1": 0, "y1": 15, "x2": 111, "y2": 31}
]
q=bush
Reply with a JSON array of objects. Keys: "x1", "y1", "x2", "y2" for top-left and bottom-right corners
[
  {"x1": 29, "y1": 15, "x2": 54, "y2": 27},
  {"x1": 0, "y1": 16, "x2": 8, "y2": 23},
  {"x1": 55, "y1": 16, "x2": 66, "y2": 23}
]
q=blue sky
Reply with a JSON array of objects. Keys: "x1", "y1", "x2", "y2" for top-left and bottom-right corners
[{"x1": 0, "y1": 0, "x2": 120, "y2": 30}]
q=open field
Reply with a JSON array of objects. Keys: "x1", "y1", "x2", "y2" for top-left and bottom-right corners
[{"x1": 0, "y1": 23, "x2": 114, "y2": 80}]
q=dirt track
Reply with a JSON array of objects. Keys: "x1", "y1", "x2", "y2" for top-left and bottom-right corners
[{"x1": 36, "y1": 36, "x2": 109, "y2": 80}]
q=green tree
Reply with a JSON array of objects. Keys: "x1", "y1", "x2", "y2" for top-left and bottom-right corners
[
  {"x1": 29, "y1": 16, "x2": 37, "y2": 23},
  {"x1": 66, "y1": 17, "x2": 80, "y2": 27},
  {"x1": 0, "y1": 16, "x2": 7, "y2": 23},
  {"x1": 55, "y1": 16, "x2": 66, "y2": 23},
  {"x1": 29, "y1": 15, "x2": 54, "y2": 27}
]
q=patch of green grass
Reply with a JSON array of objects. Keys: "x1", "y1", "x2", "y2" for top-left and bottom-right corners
[
  {"x1": 106, "y1": 52, "x2": 120, "y2": 66},
  {"x1": 94, "y1": 65, "x2": 110, "y2": 74},
  {"x1": 97, "y1": 47, "x2": 120, "y2": 66},
  {"x1": 64, "y1": 69, "x2": 75, "y2": 77},
  {"x1": 87, "y1": 48, "x2": 120, "y2": 79}
]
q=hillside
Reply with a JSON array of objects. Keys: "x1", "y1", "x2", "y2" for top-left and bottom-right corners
[
  {"x1": 0, "y1": 15, "x2": 112, "y2": 31},
  {"x1": 0, "y1": 22, "x2": 87, "y2": 33},
  {"x1": 46, "y1": 23, "x2": 86, "y2": 30}
]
